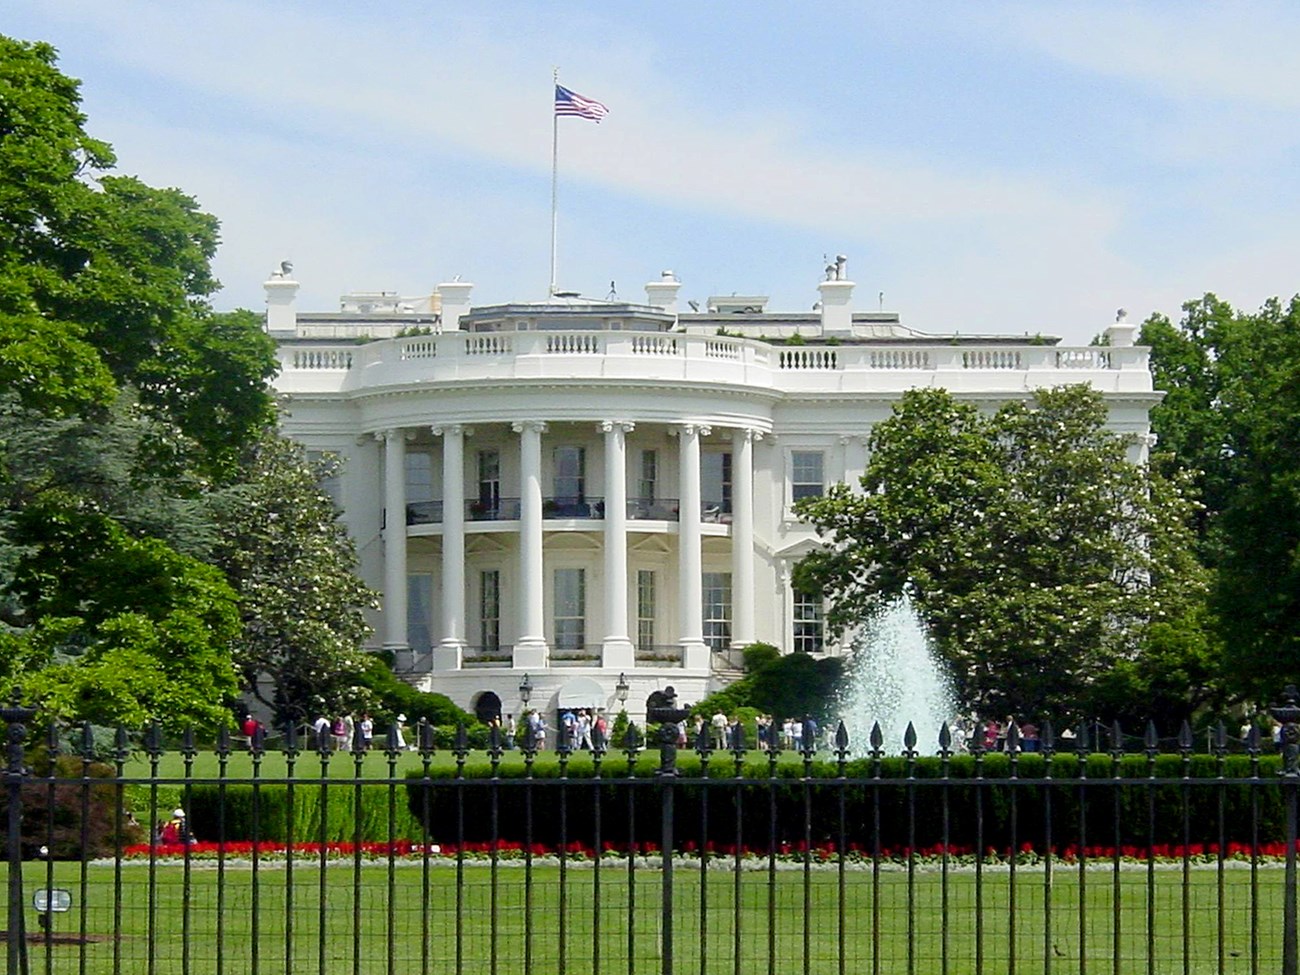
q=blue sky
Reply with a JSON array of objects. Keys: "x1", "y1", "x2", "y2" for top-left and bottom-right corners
[{"x1": 9, "y1": 1, "x2": 1300, "y2": 344}]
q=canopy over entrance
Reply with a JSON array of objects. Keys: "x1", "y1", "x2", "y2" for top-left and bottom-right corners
[{"x1": 556, "y1": 676, "x2": 606, "y2": 710}]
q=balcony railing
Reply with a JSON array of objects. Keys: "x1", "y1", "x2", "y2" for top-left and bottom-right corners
[
  {"x1": 626, "y1": 497, "x2": 679, "y2": 521},
  {"x1": 542, "y1": 497, "x2": 604, "y2": 519},
  {"x1": 406, "y1": 501, "x2": 443, "y2": 525},
  {"x1": 467, "y1": 498, "x2": 521, "y2": 521},
  {"x1": 463, "y1": 645, "x2": 513, "y2": 667},
  {"x1": 550, "y1": 644, "x2": 602, "y2": 666},
  {"x1": 634, "y1": 644, "x2": 685, "y2": 667}
]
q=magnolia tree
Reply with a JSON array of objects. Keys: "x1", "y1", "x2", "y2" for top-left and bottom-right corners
[{"x1": 794, "y1": 385, "x2": 1212, "y2": 724}]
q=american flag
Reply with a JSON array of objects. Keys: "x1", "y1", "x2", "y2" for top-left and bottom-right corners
[{"x1": 555, "y1": 85, "x2": 609, "y2": 122}]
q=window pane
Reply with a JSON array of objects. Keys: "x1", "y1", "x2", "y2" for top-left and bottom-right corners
[
  {"x1": 407, "y1": 573, "x2": 433, "y2": 652},
  {"x1": 702, "y1": 571, "x2": 732, "y2": 651},
  {"x1": 406, "y1": 451, "x2": 434, "y2": 502},
  {"x1": 793, "y1": 588, "x2": 825, "y2": 653},
  {"x1": 554, "y1": 446, "x2": 585, "y2": 500},
  {"x1": 638, "y1": 450, "x2": 657, "y2": 501},
  {"x1": 480, "y1": 570, "x2": 500, "y2": 650},
  {"x1": 791, "y1": 450, "x2": 825, "y2": 501},
  {"x1": 554, "y1": 568, "x2": 586, "y2": 649},
  {"x1": 637, "y1": 569, "x2": 656, "y2": 648},
  {"x1": 702, "y1": 452, "x2": 732, "y2": 511}
]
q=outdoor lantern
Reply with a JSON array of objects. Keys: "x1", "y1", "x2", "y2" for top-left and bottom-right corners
[
  {"x1": 518, "y1": 673, "x2": 532, "y2": 705},
  {"x1": 616, "y1": 672, "x2": 630, "y2": 704}
]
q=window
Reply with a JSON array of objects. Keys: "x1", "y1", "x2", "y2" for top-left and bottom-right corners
[
  {"x1": 553, "y1": 568, "x2": 586, "y2": 650},
  {"x1": 637, "y1": 570, "x2": 656, "y2": 649},
  {"x1": 638, "y1": 449, "x2": 658, "y2": 502},
  {"x1": 791, "y1": 451, "x2": 825, "y2": 501},
  {"x1": 407, "y1": 573, "x2": 433, "y2": 653},
  {"x1": 406, "y1": 451, "x2": 434, "y2": 502},
  {"x1": 553, "y1": 446, "x2": 585, "y2": 501},
  {"x1": 702, "y1": 572, "x2": 732, "y2": 651},
  {"x1": 702, "y1": 451, "x2": 732, "y2": 514},
  {"x1": 480, "y1": 570, "x2": 500, "y2": 651},
  {"x1": 477, "y1": 450, "x2": 501, "y2": 515},
  {"x1": 793, "y1": 588, "x2": 825, "y2": 654}
]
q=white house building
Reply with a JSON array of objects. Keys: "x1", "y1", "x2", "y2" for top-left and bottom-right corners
[{"x1": 266, "y1": 260, "x2": 1158, "y2": 724}]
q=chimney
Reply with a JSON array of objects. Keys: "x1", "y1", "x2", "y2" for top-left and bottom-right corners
[
  {"x1": 644, "y1": 270, "x2": 682, "y2": 314},
  {"x1": 264, "y1": 262, "x2": 299, "y2": 332},
  {"x1": 436, "y1": 280, "x2": 474, "y2": 331},
  {"x1": 817, "y1": 254, "x2": 854, "y2": 336}
]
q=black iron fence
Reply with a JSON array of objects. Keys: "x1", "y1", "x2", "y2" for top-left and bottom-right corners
[{"x1": 4, "y1": 689, "x2": 1300, "y2": 975}]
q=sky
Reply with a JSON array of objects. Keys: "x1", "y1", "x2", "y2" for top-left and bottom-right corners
[{"x1": 9, "y1": 1, "x2": 1300, "y2": 345}]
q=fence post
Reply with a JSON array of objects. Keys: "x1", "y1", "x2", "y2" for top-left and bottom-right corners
[
  {"x1": 1272, "y1": 685, "x2": 1300, "y2": 975},
  {"x1": 648, "y1": 687, "x2": 691, "y2": 975},
  {"x1": 3, "y1": 692, "x2": 36, "y2": 975}
]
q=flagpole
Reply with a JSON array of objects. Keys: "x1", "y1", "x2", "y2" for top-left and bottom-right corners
[{"x1": 549, "y1": 67, "x2": 559, "y2": 296}]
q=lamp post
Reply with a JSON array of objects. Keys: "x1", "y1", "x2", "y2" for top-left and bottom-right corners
[
  {"x1": 615, "y1": 672, "x2": 630, "y2": 707},
  {"x1": 518, "y1": 673, "x2": 533, "y2": 708}
]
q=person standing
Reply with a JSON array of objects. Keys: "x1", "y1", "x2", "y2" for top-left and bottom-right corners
[
  {"x1": 358, "y1": 712, "x2": 374, "y2": 751},
  {"x1": 505, "y1": 714, "x2": 517, "y2": 750}
]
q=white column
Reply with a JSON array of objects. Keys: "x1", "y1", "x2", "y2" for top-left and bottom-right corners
[
  {"x1": 730, "y1": 428, "x2": 758, "y2": 649},
  {"x1": 513, "y1": 420, "x2": 548, "y2": 667},
  {"x1": 677, "y1": 423, "x2": 710, "y2": 669},
  {"x1": 433, "y1": 424, "x2": 467, "y2": 669},
  {"x1": 380, "y1": 429, "x2": 409, "y2": 652},
  {"x1": 601, "y1": 421, "x2": 635, "y2": 668}
]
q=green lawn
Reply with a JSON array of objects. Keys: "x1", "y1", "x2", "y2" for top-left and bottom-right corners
[{"x1": 5, "y1": 859, "x2": 1283, "y2": 975}]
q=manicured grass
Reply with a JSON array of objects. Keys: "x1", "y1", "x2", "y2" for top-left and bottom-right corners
[{"x1": 6, "y1": 858, "x2": 1283, "y2": 975}]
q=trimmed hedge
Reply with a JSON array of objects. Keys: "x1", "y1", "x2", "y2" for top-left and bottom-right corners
[
  {"x1": 186, "y1": 780, "x2": 422, "y2": 845},
  {"x1": 184, "y1": 753, "x2": 1289, "y2": 851},
  {"x1": 406, "y1": 752, "x2": 1288, "y2": 853}
]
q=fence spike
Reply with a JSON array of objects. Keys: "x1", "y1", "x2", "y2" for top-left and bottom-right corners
[
  {"x1": 145, "y1": 722, "x2": 163, "y2": 757},
  {"x1": 80, "y1": 721, "x2": 95, "y2": 760},
  {"x1": 217, "y1": 724, "x2": 231, "y2": 757},
  {"x1": 1247, "y1": 723, "x2": 1261, "y2": 754},
  {"x1": 622, "y1": 724, "x2": 640, "y2": 754},
  {"x1": 903, "y1": 721, "x2": 917, "y2": 753},
  {"x1": 46, "y1": 721, "x2": 60, "y2": 756},
  {"x1": 1075, "y1": 723, "x2": 1090, "y2": 755},
  {"x1": 1040, "y1": 720, "x2": 1055, "y2": 756},
  {"x1": 1111, "y1": 720, "x2": 1124, "y2": 754},
  {"x1": 1145, "y1": 720, "x2": 1159, "y2": 753},
  {"x1": 182, "y1": 727, "x2": 196, "y2": 758},
  {"x1": 114, "y1": 725, "x2": 131, "y2": 762},
  {"x1": 695, "y1": 724, "x2": 712, "y2": 754},
  {"x1": 454, "y1": 722, "x2": 469, "y2": 754},
  {"x1": 285, "y1": 720, "x2": 300, "y2": 754},
  {"x1": 1215, "y1": 720, "x2": 1228, "y2": 753},
  {"x1": 836, "y1": 720, "x2": 850, "y2": 753},
  {"x1": 1177, "y1": 720, "x2": 1193, "y2": 752},
  {"x1": 870, "y1": 721, "x2": 884, "y2": 752},
  {"x1": 731, "y1": 722, "x2": 747, "y2": 753},
  {"x1": 1006, "y1": 721, "x2": 1020, "y2": 753},
  {"x1": 418, "y1": 718, "x2": 435, "y2": 754},
  {"x1": 387, "y1": 722, "x2": 403, "y2": 754},
  {"x1": 486, "y1": 723, "x2": 500, "y2": 755}
]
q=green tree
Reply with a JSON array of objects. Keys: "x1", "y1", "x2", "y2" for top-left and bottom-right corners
[
  {"x1": 795, "y1": 385, "x2": 1210, "y2": 721},
  {"x1": 1142, "y1": 295, "x2": 1300, "y2": 700},
  {"x1": 0, "y1": 36, "x2": 277, "y2": 474},
  {"x1": 204, "y1": 435, "x2": 376, "y2": 726}
]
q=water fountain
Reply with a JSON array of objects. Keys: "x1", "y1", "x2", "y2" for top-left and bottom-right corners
[{"x1": 833, "y1": 597, "x2": 960, "y2": 756}]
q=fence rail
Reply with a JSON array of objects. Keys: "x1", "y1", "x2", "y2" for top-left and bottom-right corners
[{"x1": 5, "y1": 693, "x2": 1300, "y2": 975}]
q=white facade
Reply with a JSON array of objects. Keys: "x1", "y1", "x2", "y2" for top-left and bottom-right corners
[{"x1": 266, "y1": 264, "x2": 1158, "y2": 724}]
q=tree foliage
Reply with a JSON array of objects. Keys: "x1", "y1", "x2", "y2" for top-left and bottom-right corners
[
  {"x1": 0, "y1": 36, "x2": 368, "y2": 729},
  {"x1": 795, "y1": 385, "x2": 1210, "y2": 722},
  {"x1": 1142, "y1": 295, "x2": 1300, "y2": 700},
  {"x1": 204, "y1": 435, "x2": 376, "y2": 726}
]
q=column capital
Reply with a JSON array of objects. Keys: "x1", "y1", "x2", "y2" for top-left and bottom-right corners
[
  {"x1": 432, "y1": 424, "x2": 472, "y2": 438},
  {"x1": 512, "y1": 420, "x2": 549, "y2": 435},
  {"x1": 736, "y1": 427, "x2": 765, "y2": 443},
  {"x1": 672, "y1": 422, "x2": 711, "y2": 438},
  {"x1": 598, "y1": 420, "x2": 636, "y2": 435},
  {"x1": 376, "y1": 428, "x2": 413, "y2": 443}
]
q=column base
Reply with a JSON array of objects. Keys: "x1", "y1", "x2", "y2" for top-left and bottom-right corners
[
  {"x1": 680, "y1": 640, "x2": 710, "y2": 671},
  {"x1": 513, "y1": 639, "x2": 550, "y2": 669},
  {"x1": 601, "y1": 639, "x2": 636, "y2": 670},
  {"x1": 432, "y1": 642, "x2": 464, "y2": 671}
]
